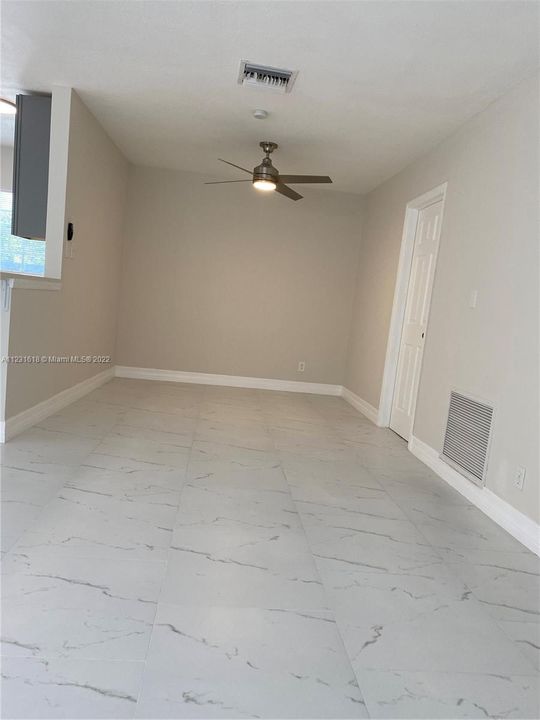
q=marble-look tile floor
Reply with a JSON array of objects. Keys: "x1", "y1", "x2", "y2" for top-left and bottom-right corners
[{"x1": 1, "y1": 379, "x2": 538, "y2": 719}]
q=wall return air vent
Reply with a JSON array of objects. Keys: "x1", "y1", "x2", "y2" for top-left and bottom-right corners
[
  {"x1": 238, "y1": 61, "x2": 298, "y2": 94},
  {"x1": 441, "y1": 391, "x2": 494, "y2": 487}
]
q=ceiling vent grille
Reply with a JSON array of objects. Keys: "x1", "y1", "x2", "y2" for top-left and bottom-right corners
[
  {"x1": 238, "y1": 61, "x2": 297, "y2": 94},
  {"x1": 441, "y1": 391, "x2": 494, "y2": 487}
]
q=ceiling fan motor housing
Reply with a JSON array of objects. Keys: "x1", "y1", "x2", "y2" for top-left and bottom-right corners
[{"x1": 253, "y1": 156, "x2": 279, "y2": 183}]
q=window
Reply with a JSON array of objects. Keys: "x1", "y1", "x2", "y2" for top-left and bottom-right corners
[{"x1": 0, "y1": 190, "x2": 45, "y2": 275}]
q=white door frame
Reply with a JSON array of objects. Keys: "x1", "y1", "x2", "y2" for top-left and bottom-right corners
[{"x1": 377, "y1": 182, "x2": 448, "y2": 434}]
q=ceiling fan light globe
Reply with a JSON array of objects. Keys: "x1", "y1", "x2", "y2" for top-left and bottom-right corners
[
  {"x1": 253, "y1": 179, "x2": 276, "y2": 191},
  {"x1": 0, "y1": 98, "x2": 16, "y2": 114}
]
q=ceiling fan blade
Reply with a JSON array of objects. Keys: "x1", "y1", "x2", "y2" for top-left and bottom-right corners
[
  {"x1": 278, "y1": 175, "x2": 332, "y2": 184},
  {"x1": 204, "y1": 180, "x2": 252, "y2": 185},
  {"x1": 218, "y1": 159, "x2": 252, "y2": 175},
  {"x1": 275, "y1": 183, "x2": 303, "y2": 201}
]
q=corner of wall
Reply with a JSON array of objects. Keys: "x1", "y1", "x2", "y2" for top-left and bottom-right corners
[{"x1": 342, "y1": 193, "x2": 368, "y2": 391}]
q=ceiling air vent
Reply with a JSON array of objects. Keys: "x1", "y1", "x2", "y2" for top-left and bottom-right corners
[
  {"x1": 441, "y1": 391, "x2": 494, "y2": 487},
  {"x1": 238, "y1": 61, "x2": 298, "y2": 94}
]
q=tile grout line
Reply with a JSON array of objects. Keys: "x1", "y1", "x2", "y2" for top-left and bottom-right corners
[
  {"x1": 131, "y1": 384, "x2": 205, "y2": 712},
  {"x1": 1, "y1": 412, "x2": 114, "y2": 564},
  {"x1": 261, "y1": 391, "x2": 373, "y2": 718}
]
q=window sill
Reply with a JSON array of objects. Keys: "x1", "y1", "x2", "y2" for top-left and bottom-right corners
[{"x1": 0, "y1": 273, "x2": 61, "y2": 291}]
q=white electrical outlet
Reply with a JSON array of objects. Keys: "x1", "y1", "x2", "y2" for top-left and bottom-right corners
[
  {"x1": 514, "y1": 466, "x2": 526, "y2": 491},
  {"x1": 297, "y1": 361, "x2": 305, "y2": 372}
]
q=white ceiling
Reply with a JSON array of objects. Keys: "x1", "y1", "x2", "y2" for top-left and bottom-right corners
[{"x1": 1, "y1": 1, "x2": 538, "y2": 193}]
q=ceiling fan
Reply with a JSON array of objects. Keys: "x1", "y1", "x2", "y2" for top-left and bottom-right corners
[{"x1": 205, "y1": 141, "x2": 332, "y2": 201}]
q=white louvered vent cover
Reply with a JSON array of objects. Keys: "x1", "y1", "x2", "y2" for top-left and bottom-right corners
[
  {"x1": 237, "y1": 61, "x2": 298, "y2": 94},
  {"x1": 441, "y1": 391, "x2": 494, "y2": 486}
]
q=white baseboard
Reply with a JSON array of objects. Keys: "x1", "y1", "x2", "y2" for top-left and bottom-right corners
[
  {"x1": 2, "y1": 367, "x2": 115, "y2": 443},
  {"x1": 341, "y1": 386, "x2": 381, "y2": 425},
  {"x1": 409, "y1": 434, "x2": 540, "y2": 556},
  {"x1": 115, "y1": 365, "x2": 342, "y2": 396}
]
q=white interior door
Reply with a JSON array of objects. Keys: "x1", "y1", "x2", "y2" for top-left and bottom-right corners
[{"x1": 390, "y1": 200, "x2": 443, "y2": 440}]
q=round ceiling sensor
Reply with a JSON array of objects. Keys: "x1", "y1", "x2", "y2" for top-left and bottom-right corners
[{"x1": 252, "y1": 109, "x2": 268, "y2": 120}]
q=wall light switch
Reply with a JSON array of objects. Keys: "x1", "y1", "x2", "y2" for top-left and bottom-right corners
[
  {"x1": 64, "y1": 222, "x2": 74, "y2": 259},
  {"x1": 468, "y1": 290, "x2": 478, "y2": 309}
]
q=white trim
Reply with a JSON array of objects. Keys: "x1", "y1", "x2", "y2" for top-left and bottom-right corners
[
  {"x1": 0, "y1": 282, "x2": 12, "y2": 439},
  {"x1": 2, "y1": 367, "x2": 114, "y2": 443},
  {"x1": 341, "y1": 387, "x2": 381, "y2": 425},
  {"x1": 115, "y1": 365, "x2": 342, "y2": 396},
  {"x1": 44, "y1": 87, "x2": 72, "y2": 279},
  {"x1": 11, "y1": 279, "x2": 61, "y2": 291},
  {"x1": 409, "y1": 434, "x2": 540, "y2": 556},
  {"x1": 378, "y1": 182, "x2": 448, "y2": 429},
  {"x1": 1, "y1": 278, "x2": 12, "y2": 311}
]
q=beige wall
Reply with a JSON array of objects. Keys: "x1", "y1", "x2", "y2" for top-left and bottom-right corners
[
  {"x1": 116, "y1": 167, "x2": 363, "y2": 385},
  {"x1": 6, "y1": 92, "x2": 128, "y2": 417},
  {"x1": 346, "y1": 74, "x2": 539, "y2": 521},
  {"x1": 1, "y1": 144, "x2": 14, "y2": 191}
]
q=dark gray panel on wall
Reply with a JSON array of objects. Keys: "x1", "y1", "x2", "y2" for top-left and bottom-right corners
[{"x1": 12, "y1": 94, "x2": 52, "y2": 240}]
